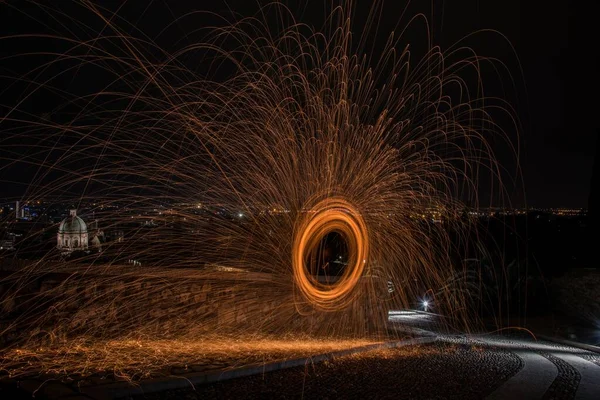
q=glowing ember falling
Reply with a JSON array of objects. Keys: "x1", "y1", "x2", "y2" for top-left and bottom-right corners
[
  {"x1": 1, "y1": 336, "x2": 380, "y2": 381},
  {"x1": 0, "y1": 1, "x2": 518, "y2": 380}
]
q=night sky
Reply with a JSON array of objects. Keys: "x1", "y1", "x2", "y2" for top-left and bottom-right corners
[{"x1": 0, "y1": 1, "x2": 597, "y2": 208}]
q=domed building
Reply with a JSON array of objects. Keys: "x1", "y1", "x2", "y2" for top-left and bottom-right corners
[{"x1": 57, "y1": 209, "x2": 89, "y2": 253}]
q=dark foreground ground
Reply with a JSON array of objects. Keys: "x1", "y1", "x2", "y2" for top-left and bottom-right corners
[
  {"x1": 133, "y1": 338, "x2": 517, "y2": 399},
  {"x1": 126, "y1": 335, "x2": 600, "y2": 400},
  {"x1": 2, "y1": 332, "x2": 599, "y2": 399}
]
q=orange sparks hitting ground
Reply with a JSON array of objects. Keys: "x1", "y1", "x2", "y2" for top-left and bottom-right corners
[{"x1": 0, "y1": 1, "x2": 519, "y2": 381}]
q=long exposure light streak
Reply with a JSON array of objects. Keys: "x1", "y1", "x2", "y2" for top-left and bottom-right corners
[
  {"x1": 293, "y1": 197, "x2": 368, "y2": 311},
  {"x1": 0, "y1": 1, "x2": 518, "y2": 380}
]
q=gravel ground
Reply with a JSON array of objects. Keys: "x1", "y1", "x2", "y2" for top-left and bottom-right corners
[{"x1": 128, "y1": 337, "x2": 523, "y2": 400}]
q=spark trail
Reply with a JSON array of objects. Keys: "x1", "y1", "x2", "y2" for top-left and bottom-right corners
[{"x1": 0, "y1": 1, "x2": 519, "y2": 380}]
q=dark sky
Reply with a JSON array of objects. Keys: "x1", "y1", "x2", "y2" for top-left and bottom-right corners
[
  {"x1": 485, "y1": 1, "x2": 597, "y2": 209},
  {"x1": 0, "y1": 1, "x2": 597, "y2": 208},
  {"x1": 419, "y1": 0, "x2": 598, "y2": 209}
]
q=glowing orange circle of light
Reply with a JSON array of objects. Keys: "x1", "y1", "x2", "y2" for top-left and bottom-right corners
[{"x1": 292, "y1": 197, "x2": 369, "y2": 311}]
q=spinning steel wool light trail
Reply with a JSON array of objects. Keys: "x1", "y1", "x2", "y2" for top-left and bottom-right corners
[
  {"x1": 293, "y1": 197, "x2": 369, "y2": 311},
  {"x1": 0, "y1": 1, "x2": 518, "y2": 380}
]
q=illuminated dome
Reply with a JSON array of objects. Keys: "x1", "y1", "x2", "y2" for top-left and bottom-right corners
[
  {"x1": 58, "y1": 212, "x2": 87, "y2": 233},
  {"x1": 57, "y1": 209, "x2": 89, "y2": 253}
]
